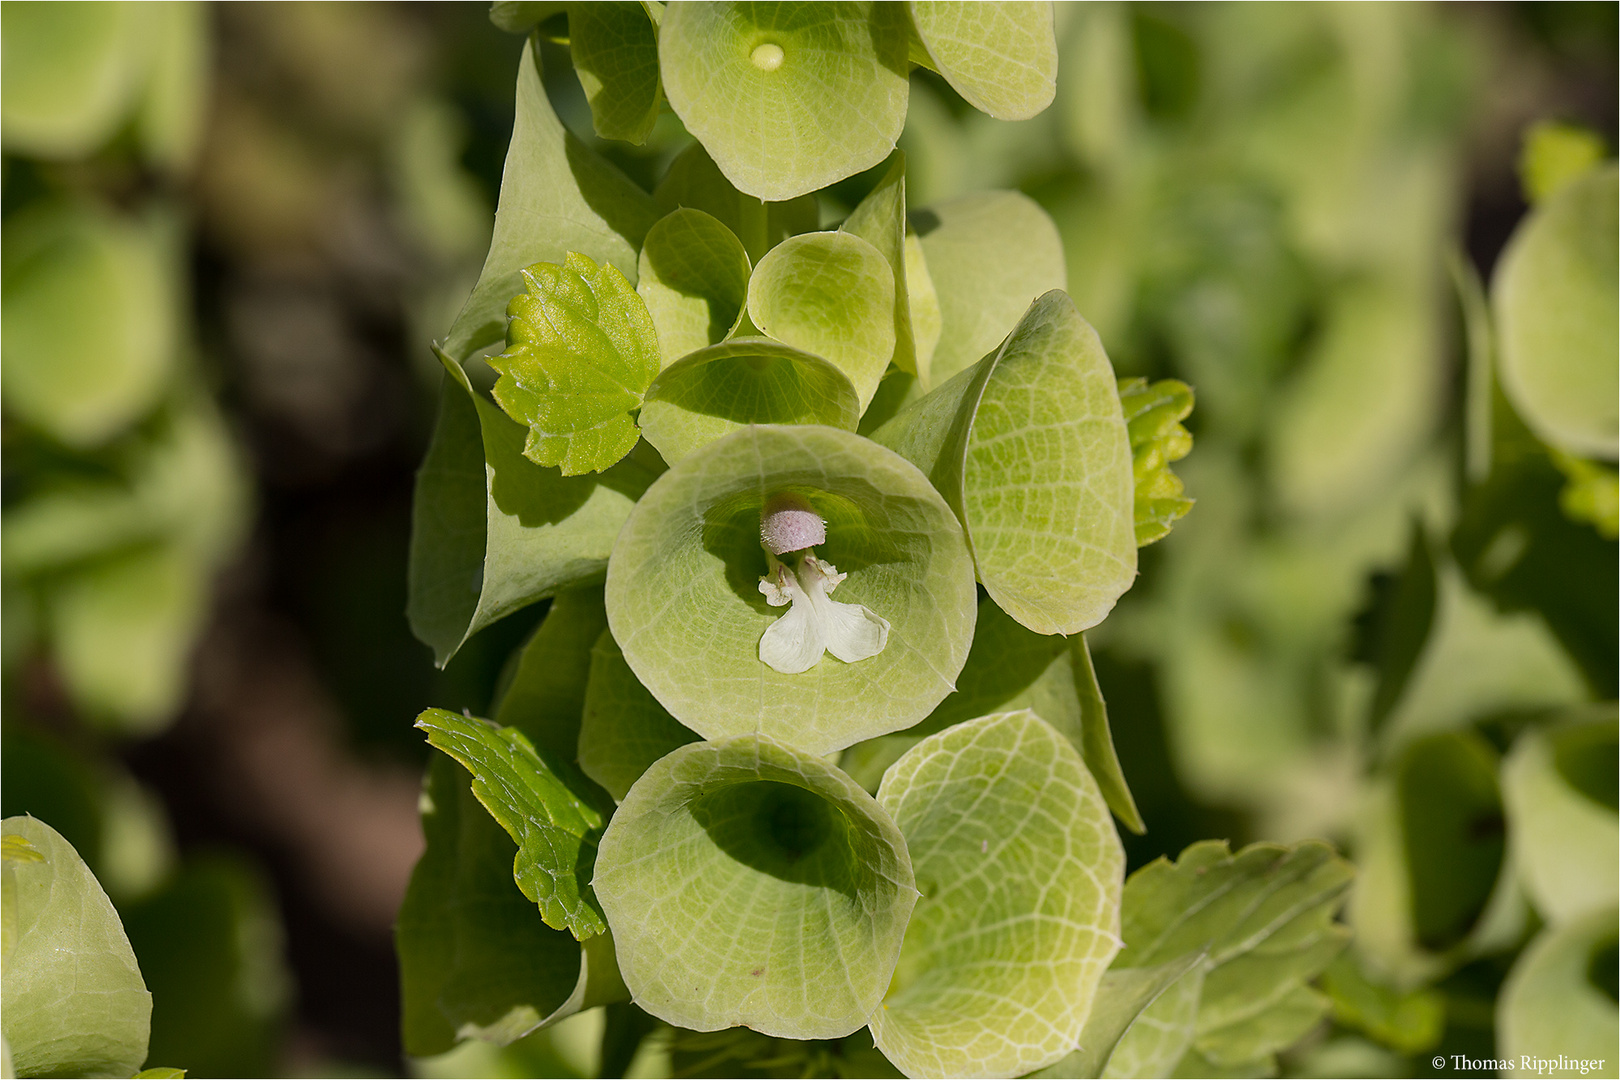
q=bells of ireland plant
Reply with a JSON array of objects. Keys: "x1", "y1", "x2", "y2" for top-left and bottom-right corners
[
  {"x1": 604, "y1": 424, "x2": 977, "y2": 756},
  {"x1": 592, "y1": 735, "x2": 916, "y2": 1039}
]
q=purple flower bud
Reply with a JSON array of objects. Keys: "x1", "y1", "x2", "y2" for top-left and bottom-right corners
[{"x1": 760, "y1": 492, "x2": 826, "y2": 556}]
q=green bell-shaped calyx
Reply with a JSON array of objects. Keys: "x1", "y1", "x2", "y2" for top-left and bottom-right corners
[
  {"x1": 489, "y1": 251, "x2": 662, "y2": 476},
  {"x1": 871, "y1": 711, "x2": 1124, "y2": 1078},
  {"x1": 592, "y1": 736, "x2": 916, "y2": 1039},
  {"x1": 605, "y1": 424, "x2": 977, "y2": 755},
  {"x1": 873, "y1": 290, "x2": 1136, "y2": 636}
]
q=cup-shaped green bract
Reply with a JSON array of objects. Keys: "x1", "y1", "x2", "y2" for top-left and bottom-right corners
[
  {"x1": 605, "y1": 424, "x2": 976, "y2": 755},
  {"x1": 906, "y1": 2, "x2": 1057, "y2": 122},
  {"x1": 578, "y1": 629, "x2": 700, "y2": 802},
  {"x1": 637, "y1": 208, "x2": 752, "y2": 365},
  {"x1": 658, "y1": 2, "x2": 911, "y2": 202},
  {"x1": 592, "y1": 736, "x2": 916, "y2": 1039},
  {"x1": 871, "y1": 711, "x2": 1124, "y2": 1079},
  {"x1": 1493, "y1": 163, "x2": 1618, "y2": 460},
  {"x1": 748, "y1": 231, "x2": 897, "y2": 412},
  {"x1": 639, "y1": 338, "x2": 861, "y2": 465},
  {"x1": 873, "y1": 290, "x2": 1136, "y2": 636}
]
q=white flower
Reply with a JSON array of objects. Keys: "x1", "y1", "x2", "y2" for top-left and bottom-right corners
[{"x1": 758, "y1": 551, "x2": 890, "y2": 674}]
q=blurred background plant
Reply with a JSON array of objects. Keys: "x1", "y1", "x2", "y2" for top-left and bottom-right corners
[{"x1": 0, "y1": 3, "x2": 1613, "y2": 1078}]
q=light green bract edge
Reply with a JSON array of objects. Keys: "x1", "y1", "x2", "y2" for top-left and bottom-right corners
[
  {"x1": 657, "y1": 2, "x2": 911, "y2": 202},
  {"x1": 636, "y1": 207, "x2": 752, "y2": 365},
  {"x1": 873, "y1": 290, "x2": 1136, "y2": 636},
  {"x1": 748, "y1": 230, "x2": 897, "y2": 412},
  {"x1": 1497, "y1": 906, "x2": 1620, "y2": 1075},
  {"x1": 639, "y1": 337, "x2": 861, "y2": 466},
  {"x1": 1492, "y1": 163, "x2": 1619, "y2": 460},
  {"x1": 592, "y1": 735, "x2": 917, "y2": 1040},
  {"x1": 871, "y1": 710, "x2": 1124, "y2": 1079},
  {"x1": 2, "y1": 816, "x2": 152, "y2": 1080},
  {"x1": 605, "y1": 424, "x2": 977, "y2": 756},
  {"x1": 570, "y1": 3, "x2": 662, "y2": 145},
  {"x1": 489, "y1": 252, "x2": 662, "y2": 476},
  {"x1": 905, "y1": 1, "x2": 1057, "y2": 122}
]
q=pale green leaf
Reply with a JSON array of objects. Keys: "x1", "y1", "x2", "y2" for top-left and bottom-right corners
[
  {"x1": 909, "y1": 191, "x2": 1065, "y2": 386},
  {"x1": 872, "y1": 290, "x2": 1136, "y2": 636},
  {"x1": 1, "y1": 817, "x2": 150, "y2": 1080},
  {"x1": 442, "y1": 39, "x2": 658, "y2": 364},
  {"x1": 0, "y1": 2, "x2": 146, "y2": 158},
  {"x1": 1031, "y1": 955, "x2": 1204, "y2": 1079},
  {"x1": 489, "y1": 252, "x2": 662, "y2": 475},
  {"x1": 636, "y1": 209, "x2": 751, "y2": 365},
  {"x1": 1119, "y1": 840, "x2": 1354, "y2": 1068},
  {"x1": 1268, "y1": 275, "x2": 1445, "y2": 520},
  {"x1": 1493, "y1": 163, "x2": 1618, "y2": 460},
  {"x1": 842, "y1": 151, "x2": 920, "y2": 377},
  {"x1": 593, "y1": 736, "x2": 916, "y2": 1039},
  {"x1": 1, "y1": 200, "x2": 177, "y2": 449},
  {"x1": 135, "y1": 1, "x2": 209, "y2": 173},
  {"x1": 1318, "y1": 952, "x2": 1444, "y2": 1056},
  {"x1": 639, "y1": 337, "x2": 861, "y2": 464},
  {"x1": 905, "y1": 232, "x2": 942, "y2": 378},
  {"x1": 906, "y1": 2, "x2": 1056, "y2": 121},
  {"x1": 577, "y1": 630, "x2": 698, "y2": 802},
  {"x1": 493, "y1": 587, "x2": 609, "y2": 763},
  {"x1": 415, "y1": 708, "x2": 608, "y2": 939},
  {"x1": 1502, "y1": 709, "x2": 1619, "y2": 924},
  {"x1": 1518, "y1": 120, "x2": 1607, "y2": 206},
  {"x1": 488, "y1": 2, "x2": 565, "y2": 35},
  {"x1": 405, "y1": 356, "x2": 653, "y2": 667},
  {"x1": 133, "y1": 1069, "x2": 186, "y2": 1079},
  {"x1": 49, "y1": 543, "x2": 207, "y2": 736},
  {"x1": 1120, "y1": 377, "x2": 1195, "y2": 546},
  {"x1": 1101, "y1": 961, "x2": 1207, "y2": 1079},
  {"x1": 870, "y1": 711, "x2": 1124, "y2": 1079},
  {"x1": 839, "y1": 598, "x2": 1141, "y2": 831},
  {"x1": 604, "y1": 424, "x2": 977, "y2": 756},
  {"x1": 397, "y1": 756, "x2": 620, "y2": 1057},
  {"x1": 1497, "y1": 907, "x2": 1619, "y2": 1077},
  {"x1": 570, "y1": 3, "x2": 662, "y2": 145},
  {"x1": 747, "y1": 231, "x2": 897, "y2": 411},
  {"x1": 657, "y1": 2, "x2": 911, "y2": 202},
  {"x1": 653, "y1": 143, "x2": 818, "y2": 265}
]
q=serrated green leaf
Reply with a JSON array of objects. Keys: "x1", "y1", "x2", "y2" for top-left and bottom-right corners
[
  {"x1": 1, "y1": 817, "x2": 150, "y2": 1080},
  {"x1": 873, "y1": 290, "x2": 1136, "y2": 636},
  {"x1": 397, "y1": 755, "x2": 620, "y2": 1057},
  {"x1": 842, "y1": 151, "x2": 922, "y2": 378},
  {"x1": 442, "y1": 38, "x2": 658, "y2": 364},
  {"x1": 747, "y1": 231, "x2": 897, "y2": 412},
  {"x1": 653, "y1": 142, "x2": 818, "y2": 265},
  {"x1": 2, "y1": 199, "x2": 178, "y2": 449},
  {"x1": 577, "y1": 630, "x2": 698, "y2": 802},
  {"x1": 1502, "y1": 709, "x2": 1619, "y2": 924},
  {"x1": 406, "y1": 358, "x2": 653, "y2": 667},
  {"x1": 1518, "y1": 120, "x2": 1606, "y2": 206},
  {"x1": 489, "y1": 252, "x2": 662, "y2": 475},
  {"x1": 1318, "y1": 952, "x2": 1443, "y2": 1056},
  {"x1": 604, "y1": 424, "x2": 977, "y2": 756},
  {"x1": 906, "y1": 2, "x2": 1057, "y2": 121},
  {"x1": 1498, "y1": 907, "x2": 1619, "y2": 1074},
  {"x1": 870, "y1": 711, "x2": 1123, "y2": 1078},
  {"x1": 493, "y1": 587, "x2": 609, "y2": 762},
  {"x1": 0, "y1": 2, "x2": 147, "y2": 158},
  {"x1": 570, "y1": 3, "x2": 663, "y2": 145},
  {"x1": 636, "y1": 208, "x2": 752, "y2": 365},
  {"x1": 593, "y1": 736, "x2": 916, "y2": 1039},
  {"x1": 1118, "y1": 840, "x2": 1353, "y2": 1067},
  {"x1": 909, "y1": 191, "x2": 1066, "y2": 386},
  {"x1": 658, "y1": 2, "x2": 910, "y2": 202},
  {"x1": 415, "y1": 708, "x2": 607, "y2": 939},
  {"x1": 1119, "y1": 377, "x2": 1195, "y2": 546},
  {"x1": 1493, "y1": 163, "x2": 1618, "y2": 460},
  {"x1": 639, "y1": 337, "x2": 861, "y2": 464}
]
